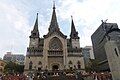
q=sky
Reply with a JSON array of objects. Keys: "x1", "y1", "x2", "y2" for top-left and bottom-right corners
[{"x1": 0, "y1": 0, "x2": 120, "y2": 58}]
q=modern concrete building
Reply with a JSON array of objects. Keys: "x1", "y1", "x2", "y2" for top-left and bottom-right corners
[
  {"x1": 84, "y1": 46, "x2": 94, "y2": 59},
  {"x1": 24, "y1": 4, "x2": 85, "y2": 74},
  {"x1": 3, "y1": 52, "x2": 25, "y2": 65},
  {"x1": 82, "y1": 46, "x2": 94, "y2": 68},
  {"x1": 3, "y1": 52, "x2": 12, "y2": 61},
  {"x1": 91, "y1": 22, "x2": 120, "y2": 71},
  {"x1": 105, "y1": 41, "x2": 120, "y2": 80}
]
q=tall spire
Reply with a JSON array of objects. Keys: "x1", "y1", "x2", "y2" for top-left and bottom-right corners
[
  {"x1": 30, "y1": 13, "x2": 39, "y2": 38},
  {"x1": 70, "y1": 16, "x2": 79, "y2": 39},
  {"x1": 33, "y1": 13, "x2": 39, "y2": 32},
  {"x1": 49, "y1": 1, "x2": 59, "y2": 32}
]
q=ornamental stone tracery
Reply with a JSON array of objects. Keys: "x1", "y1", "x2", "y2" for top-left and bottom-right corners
[{"x1": 49, "y1": 37, "x2": 62, "y2": 50}]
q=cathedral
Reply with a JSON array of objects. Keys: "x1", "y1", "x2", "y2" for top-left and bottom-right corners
[{"x1": 24, "y1": 4, "x2": 85, "y2": 74}]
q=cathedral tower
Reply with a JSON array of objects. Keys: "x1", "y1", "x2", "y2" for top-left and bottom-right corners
[
  {"x1": 29, "y1": 13, "x2": 40, "y2": 48},
  {"x1": 24, "y1": 3, "x2": 84, "y2": 74},
  {"x1": 70, "y1": 16, "x2": 80, "y2": 48}
]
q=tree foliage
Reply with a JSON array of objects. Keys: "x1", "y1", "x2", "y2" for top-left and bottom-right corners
[
  {"x1": 85, "y1": 59, "x2": 99, "y2": 72},
  {"x1": 4, "y1": 61, "x2": 24, "y2": 74}
]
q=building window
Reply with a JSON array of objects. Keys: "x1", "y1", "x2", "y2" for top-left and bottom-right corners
[
  {"x1": 68, "y1": 61, "x2": 73, "y2": 70},
  {"x1": 114, "y1": 48, "x2": 119, "y2": 57},
  {"x1": 49, "y1": 37, "x2": 62, "y2": 50},
  {"x1": 68, "y1": 61, "x2": 73, "y2": 65},
  {"x1": 29, "y1": 61, "x2": 33, "y2": 70},
  {"x1": 77, "y1": 61, "x2": 80, "y2": 64},
  {"x1": 38, "y1": 61, "x2": 42, "y2": 65},
  {"x1": 69, "y1": 66, "x2": 73, "y2": 70},
  {"x1": 78, "y1": 64, "x2": 81, "y2": 69},
  {"x1": 38, "y1": 67, "x2": 41, "y2": 71},
  {"x1": 74, "y1": 65, "x2": 76, "y2": 69},
  {"x1": 77, "y1": 61, "x2": 81, "y2": 69}
]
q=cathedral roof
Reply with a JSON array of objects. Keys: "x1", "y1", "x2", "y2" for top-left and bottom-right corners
[
  {"x1": 70, "y1": 16, "x2": 79, "y2": 39},
  {"x1": 48, "y1": 3, "x2": 59, "y2": 32},
  {"x1": 30, "y1": 13, "x2": 39, "y2": 38},
  {"x1": 44, "y1": 3, "x2": 67, "y2": 39}
]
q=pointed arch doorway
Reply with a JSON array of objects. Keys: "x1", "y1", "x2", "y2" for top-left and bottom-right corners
[{"x1": 52, "y1": 64, "x2": 59, "y2": 70}]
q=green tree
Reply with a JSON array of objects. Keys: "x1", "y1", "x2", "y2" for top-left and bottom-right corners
[
  {"x1": 4, "y1": 61, "x2": 24, "y2": 74},
  {"x1": 85, "y1": 59, "x2": 99, "y2": 72}
]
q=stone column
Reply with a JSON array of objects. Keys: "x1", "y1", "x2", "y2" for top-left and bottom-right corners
[
  {"x1": 63, "y1": 39, "x2": 67, "y2": 70},
  {"x1": 105, "y1": 41, "x2": 120, "y2": 80},
  {"x1": 43, "y1": 38, "x2": 48, "y2": 70}
]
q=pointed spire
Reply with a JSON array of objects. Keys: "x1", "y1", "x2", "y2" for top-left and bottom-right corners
[
  {"x1": 30, "y1": 13, "x2": 39, "y2": 38},
  {"x1": 70, "y1": 16, "x2": 79, "y2": 39},
  {"x1": 33, "y1": 13, "x2": 39, "y2": 32},
  {"x1": 49, "y1": 1, "x2": 59, "y2": 32},
  {"x1": 71, "y1": 16, "x2": 76, "y2": 34}
]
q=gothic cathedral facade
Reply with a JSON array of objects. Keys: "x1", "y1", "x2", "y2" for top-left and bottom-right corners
[{"x1": 24, "y1": 4, "x2": 85, "y2": 74}]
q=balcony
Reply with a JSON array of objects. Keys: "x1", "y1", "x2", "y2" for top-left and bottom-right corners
[
  {"x1": 68, "y1": 53, "x2": 83, "y2": 57},
  {"x1": 48, "y1": 50, "x2": 63, "y2": 56}
]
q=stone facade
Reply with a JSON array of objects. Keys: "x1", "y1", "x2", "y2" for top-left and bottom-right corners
[
  {"x1": 24, "y1": 4, "x2": 84, "y2": 74},
  {"x1": 105, "y1": 41, "x2": 120, "y2": 80}
]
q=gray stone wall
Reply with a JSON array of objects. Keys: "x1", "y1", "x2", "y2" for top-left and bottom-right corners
[{"x1": 105, "y1": 41, "x2": 120, "y2": 80}]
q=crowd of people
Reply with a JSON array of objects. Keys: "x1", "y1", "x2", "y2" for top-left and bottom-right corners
[
  {"x1": 0, "y1": 71, "x2": 112, "y2": 80},
  {"x1": 0, "y1": 74, "x2": 27, "y2": 80},
  {"x1": 83, "y1": 72, "x2": 112, "y2": 80}
]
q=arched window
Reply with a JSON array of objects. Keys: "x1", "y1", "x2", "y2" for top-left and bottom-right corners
[
  {"x1": 29, "y1": 61, "x2": 33, "y2": 70},
  {"x1": 74, "y1": 65, "x2": 76, "y2": 69},
  {"x1": 49, "y1": 37, "x2": 62, "y2": 50},
  {"x1": 77, "y1": 61, "x2": 81, "y2": 69},
  {"x1": 38, "y1": 61, "x2": 42, "y2": 65},
  {"x1": 68, "y1": 61, "x2": 73, "y2": 70},
  {"x1": 68, "y1": 61, "x2": 73, "y2": 65},
  {"x1": 38, "y1": 67, "x2": 41, "y2": 71}
]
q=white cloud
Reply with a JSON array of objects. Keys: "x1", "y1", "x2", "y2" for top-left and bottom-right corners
[
  {"x1": 1, "y1": 0, "x2": 120, "y2": 58},
  {"x1": 38, "y1": 14, "x2": 50, "y2": 37},
  {"x1": 0, "y1": 1, "x2": 30, "y2": 58},
  {"x1": 57, "y1": 0, "x2": 120, "y2": 47}
]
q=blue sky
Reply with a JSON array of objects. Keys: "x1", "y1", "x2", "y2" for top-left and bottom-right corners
[{"x1": 0, "y1": 0, "x2": 120, "y2": 58}]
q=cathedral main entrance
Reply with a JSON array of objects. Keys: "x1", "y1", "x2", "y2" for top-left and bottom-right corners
[
  {"x1": 52, "y1": 64, "x2": 59, "y2": 70},
  {"x1": 48, "y1": 56, "x2": 63, "y2": 70}
]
